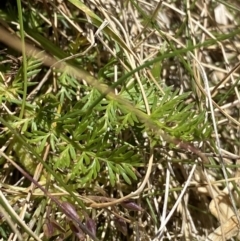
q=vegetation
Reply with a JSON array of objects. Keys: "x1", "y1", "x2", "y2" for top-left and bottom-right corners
[{"x1": 0, "y1": 0, "x2": 240, "y2": 240}]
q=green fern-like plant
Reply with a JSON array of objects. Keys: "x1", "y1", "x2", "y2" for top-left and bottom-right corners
[{"x1": 0, "y1": 54, "x2": 211, "y2": 189}]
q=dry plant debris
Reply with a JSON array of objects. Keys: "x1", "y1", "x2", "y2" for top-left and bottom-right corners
[{"x1": 0, "y1": 0, "x2": 240, "y2": 240}]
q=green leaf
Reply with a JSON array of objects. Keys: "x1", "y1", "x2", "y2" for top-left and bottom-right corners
[
  {"x1": 54, "y1": 146, "x2": 70, "y2": 169},
  {"x1": 107, "y1": 162, "x2": 116, "y2": 186},
  {"x1": 123, "y1": 164, "x2": 137, "y2": 180},
  {"x1": 83, "y1": 152, "x2": 91, "y2": 165},
  {"x1": 69, "y1": 145, "x2": 76, "y2": 160},
  {"x1": 50, "y1": 134, "x2": 57, "y2": 152},
  {"x1": 121, "y1": 172, "x2": 132, "y2": 185}
]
